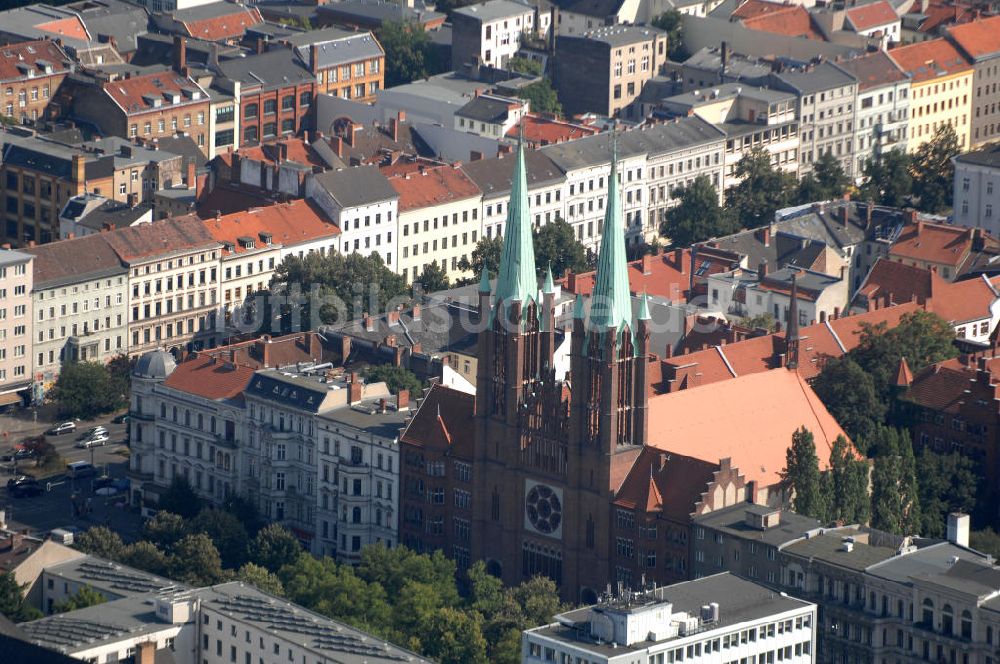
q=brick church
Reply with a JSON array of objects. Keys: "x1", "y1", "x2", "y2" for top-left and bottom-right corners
[{"x1": 399, "y1": 140, "x2": 848, "y2": 603}]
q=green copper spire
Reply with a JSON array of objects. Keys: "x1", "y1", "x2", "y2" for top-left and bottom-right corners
[
  {"x1": 478, "y1": 266, "x2": 491, "y2": 294},
  {"x1": 542, "y1": 263, "x2": 555, "y2": 294},
  {"x1": 493, "y1": 138, "x2": 538, "y2": 308},
  {"x1": 637, "y1": 289, "x2": 651, "y2": 321},
  {"x1": 588, "y1": 133, "x2": 632, "y2": 335}
]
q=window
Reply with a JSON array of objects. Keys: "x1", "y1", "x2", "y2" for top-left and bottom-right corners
[
  {"x1": 281, "y1": 95, "x2": 295, "y2": 111},
  {"x1": 264, "y1": 99, "x2": 277, "y2": 115},
  {"x1": 245, "y1": 103, "x2": 259, "y2": 118}
]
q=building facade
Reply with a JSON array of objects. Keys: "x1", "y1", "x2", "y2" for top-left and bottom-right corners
[
  {"x1": 452, "y1": 0, "x2": 537, "y2": 69},
  {"x1": 284, "y1": 27, "x2": 385, "y2": 103},
  {"x1": 954, "y1": 144, "x2": 1000, "y2": 234},
  {"x1": 0, "y1": 39, "x2": 73, "y2": 125},
  {"x1": 0, "y1": 249, "x2": 32, "y2": 405},
  {"x1": 947, "y1": 16, "x2": 1000, "y2": 147}
]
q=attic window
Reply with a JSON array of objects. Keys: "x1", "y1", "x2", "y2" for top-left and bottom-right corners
[
  {"x1": 258, "y1": 231, "x2": 272, "y2": 244},
  {"x1": 223, "y1": 241, "x2": 235, "y2": 252},
  {"x1": 237, "y1": 236, "x2": 255, "y2": 249}
]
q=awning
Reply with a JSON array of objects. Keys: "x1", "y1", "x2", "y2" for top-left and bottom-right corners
[{"x1": 0, "y1": 392, "x2": 21, "y2": 407}]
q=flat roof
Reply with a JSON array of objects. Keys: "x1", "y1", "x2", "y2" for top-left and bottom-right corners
[{"x1": 693, "y1": 503, "x2": 822, "y2": 548}]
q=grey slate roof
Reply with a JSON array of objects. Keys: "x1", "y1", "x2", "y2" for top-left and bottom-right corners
[
  {"x1": 311, "y1": 166, "x2": 398, "y2": 208},
  {"x1": 835, "y1": 50, "x2": 907, "y2": 91},
  {"x1": 287, "y1": 28, "x2": 384, "y2": 70},
  {"x1": 577, "y1": 24, "x2": 664, "y2": 47},
  {"x1": 64, "y1": 0, "x2": 149, "y2": 55},
  {"x1": 541, "y1": 116, "x2": 725, "y2": 171},
  {"x1": 783, "y1": 531, "x2": 897, "y2": 571},
  {"x1": 561, "y1": 0, "x2": 626, "y2": 18},
  {"x1": 318, "y1": 398, "x2": 409, "y2": 439},
  {"x1": 316, "y1": 0, "x2": 444, "y2": 26},
  {"x1": 247, "y1": 370, "x2": 331, "y2": 412},
  {"x1": 771, "y1": 61, "x2": 858, "y2": 95},
  {"x1": 25, "y1": 233, "x2": 128, "y2": 289},
  {"x1": 461, "y1": 149, "x2": 565, "y2": 198},
  {"x1": 693, "y1": 503, "x2": 822, "y2": 548},
  {"x1": 454, "y1": 0, "x2": 534, "y2": 22},
  {"x1": 455, "y1": 95, "x2": 516, "y2": 122},
  {"x1": 2, "y1": 141, "x2": 80, "y2": 179},
  {"x1": 955, "y1": 143, "x2": 1000, "y2": 169},
  {"x1": 216, "y1": 48, "x2": 313, "y2": 90},
  {"x1": 0, "y1": 249, "x2": 32, "y2": 268},
  {"x1": 683, "y1": 46, "x2": 773, "y2": 85},
  {"x1": 866, "y1": 541, "x2": 997, "y2": 585}
]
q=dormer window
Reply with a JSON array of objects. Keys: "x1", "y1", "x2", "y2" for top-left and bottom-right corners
[
  {"x1": 258, "y1": 231, "x2": 272, "y2": 245},
  {"x1": 238, "y1": 236, "x2": 255, "y2": 250}
]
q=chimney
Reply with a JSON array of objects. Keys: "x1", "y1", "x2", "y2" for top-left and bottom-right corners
[
  {"x1": 397, "y1": 388, "x2": 410, "y2": 409},
  {"x1": 566, "y1": 270, "x2": 577, "y2": 292},
  {"x1": 137, "y1": 641, "x2": 155, "y2": 664},
  {"x1": 641, "y1": 253, "x2": 652, "y2": 275},
  {"x1": 866, "y1": 202, "x2": 873, "y2": 225},
  {"x1": 72, "y1": 154, "x2": 86, "y2": 192},
  {"x1": 947, "y1": 513, "x2": 970, "y2": 547},
  {"x1": 330, "y1": 135, "x2": 344, "y2": 159},
  {"x1": 309, "y1": 43, "x2": 319, "y2": 75},
  {"x1": 833, "y1": 306, "x2": 840, "y2": 319},
  {"x1": 186, "y1": 161, "x2": 196, "y2": 190},
  {"x1": 173, "y1": 35, "x2": 186, "y2": 74},
  {"x1": 756, "y1": 225, "x2": 771, "y2": 247},
  {"x1": 412, "y1": 304, "x2": 421, "y2": 321},
  {"x1": 757, "y1": 261, "x2": 767, "y2": 278},
  {"x1": 256, "y1": 37, "x2": 266, "y2": 55},
  {"x1": 348, "y1": 375, "x2": 363, "y2": 404},
  {"x1": 842, "y1": 203, "x2": 849, "y2": 226},
  {"x1": 364, "y1": 314, "x2": 375, "y2": 332},
  {"x1": 379, "y1": 397, "x2": 387, "y2": 414},
  {"x1": 341, "y1": 335, "x2": 352, "y2": 361}
]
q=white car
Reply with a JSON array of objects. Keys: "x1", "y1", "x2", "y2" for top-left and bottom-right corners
[
  {"x1": 75, "y1": 433, "x2": 110, "y2": 449},
  {"x1": 47, "y1": 422, "x2": 76, "y2": 435},
  {"x1": 77, "y1": 426, "x2": 108, "y2": 441}
]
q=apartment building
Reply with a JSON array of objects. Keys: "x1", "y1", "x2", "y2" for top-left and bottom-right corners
[
  {"x1": 25, "y1": 234, "x2": 128, "y2": 390},
  {"x1": 772, "y1": 62, "x2": 860, "y2": 180},
  {"x1": 707, "y1": 264, "x2": 849, "y2": 327},
  {"x1": 555, "y1": 25, "x2": 667, "y2": 119},
  {"x1": 201, "y1": 200, "x2": 341, "y2": 324},
  {"x1": 0, "y1": 249, "x2": 32, "y2": 407},
  {"x1": 103, "y1": 217, "x2": 221, "y2": 356},
  {"x1": 151, "y1": 1, "x2": 262, "y2": 44},
  {"x1": 390, "y1": 164, "x2": 482, "y2": 283},
  {"x1": 306, "y1": 166, "x2": 399, "y2": 269},
  {"x1": 889, "y1": 38, "x2": 974, "y2": 152},
  {"x1": 0, "y1": 39, "x2": 73, "y2": 125},
  {"x1": 1, "y1": 141, "x2": 86, "y2": 245},
  {"x1": 316, "y1": 395, "x2": 406, "y2": 563},
  {"x1": 947, "y1": 16, "x2": 1000, "y2": 147},
  {"x1": 67, "y1": 71, "x2": 212, "y2": 155},
  {"x1": 954, "y1": 143, "x2": 1000, "y2": 234},
  {"x1": 128, "y1": 351, "x2": 253, "y2": 508},
  {"x1": 217, "y1": 48, "x2": 315, "y2": 147},
  {"x1": 284, "y1": 27, "x2": 385, "y2": 103},
  {"x1": 452, "y1": 0, "x2": 537, "y2": 69},
  {"x1": 523, "y1": 573, "x2": 818, "y2": 664}
]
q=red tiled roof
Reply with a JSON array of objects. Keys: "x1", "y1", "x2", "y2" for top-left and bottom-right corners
[
  {"x1": 888, "y1": 38, "x2": 972, "y2": 83},
  {"x1": 916, "y1": 1, "x2": 980, "y2": 34},
  {"x1": 648, "y1": 369, "x2": 848, "y2": 489},
  {"x1": 162, "y1": 355, "x2": 257, "y2": 400},
  {"x1": 889, "y1": 220, "x2": 975, "y2": 267},
  {"x1": 900, "y1": 357, "x2": 975, "y2": 412},
  {"x1": 563, "y1": 249, "x2": 732, "y2": 302},
  {"x1": 895, "y1": 357, "x2": 913, "y2": 387},
  {"x1": 506, "y1": 114, "x2": 600, "y2": 146},
  {"x1": 239, "y1": 138, "x2": 327, "y2": 169},
  {"x1": 203, "y1": 199, "x2": 340, "y2": 256},
  {"x1": 399, "y1": 383, "x2": 475, "y2": 457},
  {"x1": 36, "y1": 16, "x2": 89, "y2": 41},
  {"x1": 0, "y1": 40, "x2": 71, "y2": 83},
  {"x1": 731, "y1": 0, "x2": 791, "y2": 20},
  {"x1": 195, "y1": 184, "x2": 279, "y2": 219},
  {"x1": 388, "y1": 165, "x2": 481, "y2": 212},
  {"x1": 845, "y1": 1, "x2": 899, "y2": 31},
  {"x1": 857, "y1": 257, "x2": 940, "y2": 305},
  {"x1": 825, "y1": 301, "x2": 920, "y2": 350},
  {"x1": 104, "y1": 72, "x2": 208, "y2": 115},
  {"x1": 103, "y1": 216, "x2": 219, "y2": 262},
  {"x1": 613, "y1": 447, "x2": 718, "y2": 521},
  {"x1": 182, "y1": 6, "x2": 263, "y2": 41},
  {"x1": 926, "y1": 274, "x2": 1000, "y2": 324},
  {"x1": 947, "y1": 15, "x2": 1000, "y2": 59},
  {"x1": 739, "y1": 3, "x2": 825, "y2": 40},
  {"x1": 199, "y1": 332, "x2": 330, "y2": 369}
]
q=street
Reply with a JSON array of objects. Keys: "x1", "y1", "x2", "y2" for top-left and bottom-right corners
[{"x1": 0, "y1": 408, "x2": 142, "y2": 541}]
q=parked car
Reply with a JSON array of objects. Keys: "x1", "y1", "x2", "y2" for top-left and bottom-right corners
[
  {"x1": 1, "y1": 447, "x2": 34, "y2": 462},
  {"x1": 46, "y1": 422, "x2": 76, "y2": 435},
  {"x1": 76, "y1": 426, "x2": 108, "y2": 441},
  {"x1": 7, "y1": 476, "x2": 43, "y2": 497},
  {"x1": 75, "y1": 433, "x2": 110, "y2": 449},
  {"x1": 111, "y1": 413, "x2": 129, "y2": 424},
  {"x1": 66, "y1": 461, "x2": 96, "y2": 479}
]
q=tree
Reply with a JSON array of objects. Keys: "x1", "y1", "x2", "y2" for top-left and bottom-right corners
[
  {"x1": 106, "y1": 354, "x2": 136, "y2": 393},
  {"x1": 358, "y1": 544, "x2": 460, "y2": 609},
  {"x1": 724, "y1": 148, "x2": 796, "y2": 229},
  {"x1": 781, "y1": 427, "x2": 827, "y2": 520},
  {"x1": 142, "y1": 511, "x2": 188, "y2": 551},
  {"x1": 190, "y1": 508, "x2": 250, "y2": 569},
  {"x1": 737, "y1": 312, "x2": 777, "y2": 332},
  {"x1": 910, "y1": 123, "x2": 960, "y2": 213},
  {"x1": 827, "y1": 436, "x2": 870, "y2": 525},
  {"x1": 375, "y1": 21, "x2": 442, "y2": 88},
  {"x1": 458, "y1": 235, "x2": 503, "y2": 281},
  {"x1": 53, "y1": 585, "x2": 106, "y2": 613},
  {"x1": 415, "y1": 262, "x2": 450, "y2": 293},
  {"x1": 121, "y1": 541, "x2": 170, "y2": 576},
  {"x1": 852, "y1": 310, "x2": 957, "y2": 397},
  {"x1": 794, "y1": 174, "x2": 826, "y2": 206},
  {"x1": 362, "y1": 364, "x2": 424, "y2": 396},
  {"x1": 422, "y1": 607, "x2": 489, "y2": 664},
  {"x1": 811, "y1": 152, "x2": 850, "y2": 201},
  {"x1": 0, "y1": 572, "x2": 42, "y2": 622},
  {"x1": 651, "y1": 9, "x2": 686, "y2": 60},
  {"x1": 75, "y1": 526, "x2": 125, "y2": 561},
  {"x1": 533, "y1": 217, "x2": 590, "y2": 276},
  {"x1": 916, "y1": 448, "x2": 978, "y2": 538},
  {"x1": 870, "y1": 426, "x2": 921, "y2": 534},
  {"x1": 511, "y1": 575, "x2": 564, "y2": 630},
  {"x1": 49, "y1": 361, "x2": 127, "y2": 419},
  {"x1": 250, "y1": 524, "x2": 302, "y2": 573},
  {"x1": 518, "y1": 79, "x2": 562, "y2": 116},
  {"x1": 970, "y1": 528, "x2": 1000, "y2": 559},
  {"x1": 812, "y1": 356, "x2": 887, "y2": 447},
  {"x1": 506, "y1": 56, "x2": 542, "y2": 76},
  {"x1": 661, "y1": 175, "x2": 735, "y2": 246},
  {"x1": 21, "y1": 435, "x2": 58, "y2": 467},
  {"x1": 170, "y1": 534, "x2": 226, "y2": 586},
  {"x1": 860, "y1": 149, "x2": 912, "y2": 208},
  {"x1": 279, "y1": 554, "x2": 392, "y2": 633},
  {"x1": 236, "y1": 563, "x2": 285, "y2": 596},
  {"x1": 157, "y1": 476, "x2": 203, "y2": 519}
]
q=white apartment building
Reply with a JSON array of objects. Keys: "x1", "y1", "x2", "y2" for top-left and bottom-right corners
[
  {"x1": 707, "y1": 265, "x2": 850, "y2": 327},
  {"x1": 0, "y1": 248, "x2": 32, "y2": 406},
  {"x1": 317, "y1": 395, "x2": 407, "y2": 563},
  {"x1": 306, "y1": 166, "x2": 399, "y2": 271},
  {"x1": 954, "y1": 144, "x2": 1000, "y2": 236},
  {"x1": 523, "y1": 573, "x2": 817, "y2": 664},
  {"x1": 452, "y1": 0, "x2": 538, "y2": 69},
  {"x1": 26, "y1": 234, "x2": 129, "y2": 392}
]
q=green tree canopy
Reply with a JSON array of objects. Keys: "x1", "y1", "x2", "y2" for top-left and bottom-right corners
[
  {"x1": 661, "y1": 174, "x2": 735, "y2": 246},
  {"x1": 53, "y1": 585, "x2": 106, "y2": 614},
  {"x1": 533, "y1": 217, "x2": 591, "y2": 276},
  {"x1": 415, "y1": 262, "x2": 450, "y2": 293},
  {"x1": 157, "y1": 477, "x2": 203, "y2": 519},
  {"x1": 375, "y1": 21, "x2": 442, "y2": 87},
  {"x1": 910, "y1": 123, "x2": 960, "y2": 213},
  {"x1": 870, "y1": 426, "x2": 921, "y2": 535},
  {"x1": 458, "y1": 235, "x2": 503, "y2": 282},
  {"x1": 916, "y1": 448, "x2": 978, "y2": 538},
  {"x1": 50, "y1": 361, "x2": 128, "y2": 419},
  {"x1": 75, "y1": 526, "x2": 125, "y2": 561},
  {"x1": 860, "y1": 149, "x2": 912, "y2": 208},
  {"x1": 278, "y1": 553, "x2": 393, "y2": 633},
  {"x1": 236, "y1": 563, "x2": 285, "y2": 596},
  {"x1": 170, "y1": 534, "x2": 227, "y2": 586},
  {"x1": 358, "y1": 544, "x2": 460, "y2": 608},
  {"x1": 724, "y1": 148, "x2": 796, "y2": 229},
  {"x1": 189, "y1": 508, "x2": 250, "y2": 569},
  {"x1": 737, "y1": 312, "x2": 777, "y2": 333},
  {"x1": 506, "y1": 56, "x2": 542, "y2": 76},
  {"x1": 811, "y1": 152, "x2": 850, "y2": 201},
  {"x1": 421, "y1": 607, "x2": 489, "y2": 664},
  {"x1": 519, "y1": 79, "x2": 562, "y2": 116},
  {"x1": 250, "y1": 524, "x2": 302, "y2": 573},
  {"x1": 0, "y1": 572, "x2": 42, "y2": 622},
  {"x1": 827, "y1": 435, "x2": 870, "y2": 525},
  {"x1": 362, "y1": 364, "x2": 424, "y2": 396},
  {"x1": 142, "y1": 511, "x2": 188, "y2": 551},
  {"x1": 970, "y1": 528, "x2": 1000, "y2": 559},
  {"x1": 651, "y1": 9, "x2": 686, "y2": 60},
  {"x1": 781, "y1": 427, "x2": 827, "y2": 520},
  {"x1": 812, "y1": 356, "x2": 887, "y2": 447},
  {"x1": 121, "y1": 541, "x2": 170, "y2": 576}
]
